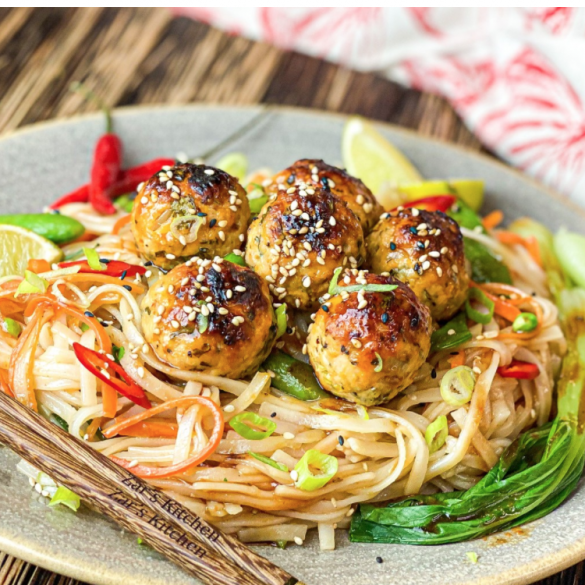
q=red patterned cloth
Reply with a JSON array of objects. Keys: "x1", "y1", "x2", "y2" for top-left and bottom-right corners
[{"x1": 174, "y1": 7, "x2": 585, "y2": 203}]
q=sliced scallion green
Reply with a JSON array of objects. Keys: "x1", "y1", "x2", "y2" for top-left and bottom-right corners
[
  {"x1": 294, "y1": 449, "x2": 338, "y2": 492},
  {"x1": 440, "y1": 366, "x2": 476, "y2": 407},
  {"x1": 249, "y1": 452, "x2": 288, "y2": 472},
  {"x1": 425, "y1": 415, "x2": 448, "y2": 453},
  {"x1": 229, "y1": 412, "x2": 276, "y2": 440},
  {"x1": 275, "y1": 304, "x2": 287, "y2": 338},
  {"x1": 465, "y1": 287, "x2": 495, "y2": 325},
  {"x1": 512, "y1": 312, "x2": 538, "y2": 333},
  {"x1": 3, "y1": 318, "x2": 21, "y2": 338}
]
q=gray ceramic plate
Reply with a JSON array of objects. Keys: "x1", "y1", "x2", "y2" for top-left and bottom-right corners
[{"x1": 1, "y1": 105, "x2": 585, "y2": 585}]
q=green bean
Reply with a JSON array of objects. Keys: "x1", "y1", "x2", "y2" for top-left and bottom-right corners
[
  {"x1": 0, "y1": 213, "x2": 84, "y2": 244},
  {"x1": 262, "y1": 350, "x2": 329, "y2": 401}
]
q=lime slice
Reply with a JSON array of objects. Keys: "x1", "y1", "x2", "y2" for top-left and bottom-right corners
[
  {"x1": 342, "y1": 117, "x2": 422, "y2": 202},
  {"x1": 399, "y1": 180, "x2": 454, "y2": 200},
  {"x1": 0, "y1": 225, "x2": 62, "y2": 278},
  {"x1": 450, "y1": 179, "x2": 484, "y2": 211},
  {"x1": 215, "y1": 152, "x2": 248, "y2": 182}
]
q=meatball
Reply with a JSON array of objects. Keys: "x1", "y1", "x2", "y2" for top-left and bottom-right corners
[
  {"x1": 266, "y1": 159, "x2": 383, "y2": 233},
  {"x1": 141, "y1": 257, "x2": 276, "y2": 378},
  {"x1": 131, "y1": 163, "x2": 250, "y2": 269},
  {"x1": 245, "y1": 186, "x2": 366, "y2": 310},
  {"x1": 366, "y1": 208, "x2": 469, "y2": 321},
  {"x1": 307, "y1": 270, "x2": 431, "y2": 406}
]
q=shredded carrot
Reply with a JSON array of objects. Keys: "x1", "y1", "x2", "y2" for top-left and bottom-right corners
[
  {"x1": 118, "y1": 419, "x2": 179, "y2": 439},
  {"x1": 112, "y1": 214, "x2": 132, "y2": 235},
  {"x1": 524, "y1": 236, "x2": 542, "y2": 267},
  {"x1": 86, "y1": 416, "x2": 104, "y2": 441},
  {"x1": 105, "y1": 396, "x2": 224, "y2": 479},
  {"x1": 482, "y1": 210, "x2": 503, "y2": 230},
  {"x1": 27, "y1": 259, "x2": 51, "y2": 273},
  {"x1": 449, "y1": 351, "x2": 465, "y2": 368},
  {"x1": 495, "y1": 231, "x2": 542, "y2": 267},
  {"x1": 67, "y1": 232, "x2": 98, "y2": 245},
  {"x1": 0, "y1": 368, "x2": 14, "y2": 398}
]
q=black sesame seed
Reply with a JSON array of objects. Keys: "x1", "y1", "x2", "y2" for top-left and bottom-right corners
[
  {"x1": 322, "y1": 305, "x2": 329, "y2": 312},
  {"x1": 123, "y1": 285, "x2": 132, "y2": 291},
  {"x1": 320, "y1": 176, "x2": 330, "y2": 190},
  {"x1": 84, "y1": 311, "x2": 94, "y2": 318},
  {"x1": 376, "y1": 557, "x2": 383, "y2": 564},
  {"x1": 381, "y1": 313, "x2": 389, "y2": 324},
  {"x1": 287, "y1": 173, "x2": 296, "y2": 185},
  {"x1": 416, "y1": 241, "x2": 425, "y2": 250},
  {"x1": 144, "y1": 261, "x2": 153, "y2": 267},
  {"x1": 209, "y1": 218, "x2": 217, "y2": 228},
  {"x1": 197, "y1": 212, "x2": 207, "y2": 217},
  {"x1": 101, "y1": 321, "x2": 109, "y2": 327},
  {"x1": 410, "y1": 227, "x2": 418, "y2": 235},
  {"x1": 410, "y1": 315, "x2": 419, "y2": 328},
  {"x1": 51, "y1": 209, "x2": 61, "y2": 215},
  {"x1": 450, "y1": 351, "x2": 459, "y2": 355},
  {"x1": 120, "y1": 270, "x2": 127, "y2": 281},
  {"x1": 414, "y1": 262, "x2": 421, "y2": 273},
  {"x1": 390, "y1": 242, "x2": 396, "y2": 251},
  {"x1": 270, "y1": 412, "x2": 277, "y2": 418},
  {"x1": 99, "y1": 258, "x2": 110, "y2": 264},
  {"x1": 338, "y1": 436, "x2": 345, "y2": 446},
  {"x1": 431, "y1": 368, "x2": 437, "y2": 379}
]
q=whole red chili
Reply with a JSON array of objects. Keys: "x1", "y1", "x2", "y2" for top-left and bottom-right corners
[{"x1": 59, "y1": 259, "x2": 146, "y2": 278}]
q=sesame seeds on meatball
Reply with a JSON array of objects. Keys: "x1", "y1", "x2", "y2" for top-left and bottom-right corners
[
  {"x1": 131, "y1": 163, "x2": 250, "y2": 269},
  {"x1": 245, "y1": 185, "x2": 366, "y2": 310},
  {"x1": 366, "y1": 208, "x2": 469, "y2": 321},
  {"x1": 141, "y1": 256, "x2": 276, "y2": 378},
  {"x1": 266, "y1": 159, "x2": 383, "y2": 233},
  {"x1": 307, "y1": 270, "x2": 432, "y2": 406}
]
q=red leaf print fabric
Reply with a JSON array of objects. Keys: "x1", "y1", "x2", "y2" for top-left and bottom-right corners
[{"x1": 174, "y1": 7, "x2": 585, "y2": 203}]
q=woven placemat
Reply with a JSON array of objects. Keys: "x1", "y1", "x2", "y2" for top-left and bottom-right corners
[{"x1": 0, "y1": 7, "x2": 582, "y2": 585}]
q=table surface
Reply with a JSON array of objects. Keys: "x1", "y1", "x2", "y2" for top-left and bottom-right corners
[{"x1": 0, "y1": 7, "x2": 582, "y2": 585}]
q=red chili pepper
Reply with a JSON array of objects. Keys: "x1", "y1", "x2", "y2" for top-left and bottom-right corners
[
  {"x1": 90, "y1": 130, "x2": 123, "y2": 215},
  {"x1": 497, "y1": 360, "x2": 540, "y2": 380},
  {"x1": 49, "y1": 158, "x2": 175, "y2": 210},
  {"x1": 399, "y1": 195, "x2": 457, "y2": 213},
  {"x1": 59, "y1": 259, "x2": 146, "y2": 277},
  {"x1": 73, "y1": 342, "x2": 151, "y2": 410}
]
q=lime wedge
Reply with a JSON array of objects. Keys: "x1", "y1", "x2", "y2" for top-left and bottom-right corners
[
  {"x1": 449, "y1": 179, "x2": 484, "y2": 211},
  {"x1": 399, "y1": 180, "x2": 454, "y2": 199},
  {"x1": 215, "y1": 152, "x2": 248, "y2": 183},
  {"x1": 342, "y1": 117, "x2": 422, "y2": 201},
  {"x1": 0, "y1": 225, "x2": 62, "y2": 278}
]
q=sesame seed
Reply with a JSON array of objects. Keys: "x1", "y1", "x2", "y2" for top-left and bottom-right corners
[
  {"x1": 422, "y1": 261, "x2": 431, "y2": 270},
  {"x1": 290, "y1": 470, "x2": 299, "y2": 481},
  {"x1": 448, "y1": 329, "x2": 456, "y2": 335},
  {"x1": 473, "y1": 366, "x2": 482, "y2": 374},
  {"x1": 168, "y1": 285, "x2": 175, "y2": 294},
  {"x1": 228, "y1": 190, "x2": 237, "y2": 196},
  {"x1": 302, "y1": 276, "x2": 311, "y2": 288},
  {"x1": 157, "y1": 306, "x2": 165, "y2": 315},
  {"x1": 230, "y1": 205, "x2": 238, "y2": 212},
  {"x1": 137, "y1": 367, "x2": 145, "y2": 378},
  {"x1": 224, "y1": 404, "x2": 235, "y2": 413},
  {"x1": 290, "y1": 200, "x2": 298, "y2": 211},
  {"x1": 218, "y1": 231, "x2": 226, "y2": 241},
  {"x1": 166, "y1": 253, "x2": 176, "y2": 260},
  {"x1": 166, "y1": 180, "x2": 173, "y2": 189},
  {"x1": 356, "y1": 195, "x2": 365, "y2": 205},
  {"x1": 140, "y1": 196, "x2": 148, "y2": 205},
  {"x1": 171, "y1": 320, "x2": 180, "y2": 329},
  {"x1": 294, "y1": 537, "x2": 304, "y2": 546},
  {"x1": 302, "y1": 343, "x2": 308, "y2": 354},
  {"x1": 419, "y1": 254, "x2": 428, "y2": 263},
  {"x1": 201, "y1": 305, "x2": 209, "y2": 317},
  {"x1": 417, "y1": 223, "x2": 428, "y2": 231},
  {"x1": 204, "y1": 169, "x2": 215, "y2": 175},
  {"x1": 235, "y1": 285, "x2": 246, "y2": 292},
  {"x1": 283, "y1": 432, "x2": 294, "y2": 440},
  {"x1": 412, "y1": 208, "x2": 420, "y2": 217},
  {"x1": 226, "y1": 290, "x2": 233, "y2": 299},
  {"x1": 212, "y1": 263, "x2": 221, "y2": 272},
  {"x1": 436, "y1": 267, "x2": 443, "y2": 277},
  {"x1": 218, "y1": 307, "x2": 229, "y2": 315},
  {"x1": 218, "y1": 220, "x2": 228, "y2": 227},
  {"x1": 441, "y1": 247, "x2": 448, "y2": 254}
]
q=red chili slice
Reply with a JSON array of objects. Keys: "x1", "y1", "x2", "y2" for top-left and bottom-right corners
[
  {"x1": 73, "y1": 343, "x2": 151, "y2": 410},
  {"x1": 497, "y1": 360, "x2": 540, "y2": 380},
  {"x1": 399, "y1": 195, "x2": 457, "y2": 213},
  {"x1": 59, "y1": 259, "x2": 146, "y2": 278}
]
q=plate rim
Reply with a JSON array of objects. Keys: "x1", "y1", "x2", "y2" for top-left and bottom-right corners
[{"x1": 1, "y1": 103, "x2": 585, "y2": 585}]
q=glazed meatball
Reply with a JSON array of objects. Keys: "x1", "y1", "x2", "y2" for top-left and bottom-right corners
[
  {"x1": 266, "y1": 159, "x2": 383, "y2": 233},
  {"x1": 131, "y1": 163, "x2": 250, "y2": 269},
  {"x1": 245, "y1": 186, "x2": 366, "y2": 310},
  {"x1": 367, "y1": 208, "x2": 469, "y2": 321},
  {"x1": 307, "y1": 270, "x2": 431, "y2": 406},
  {"x1": 141, "y1": 257, "x2": 276, "y2": 378}
]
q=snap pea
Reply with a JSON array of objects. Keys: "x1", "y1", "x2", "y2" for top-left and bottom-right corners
[
  {"x1": 262, "y1": 350, "x2": 329, "y2": 401},
  {"x1": 0, "y1": 213, "x2": 84, "y2": 244}
]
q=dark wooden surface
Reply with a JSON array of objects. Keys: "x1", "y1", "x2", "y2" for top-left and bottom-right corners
[{"x1": 0, "y1": 7, "x2": 581, "y2": 585}]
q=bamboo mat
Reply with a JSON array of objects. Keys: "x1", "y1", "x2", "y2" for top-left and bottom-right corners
[{"x1": 0, "y1": 7, "x2": 582, "y2": 585}]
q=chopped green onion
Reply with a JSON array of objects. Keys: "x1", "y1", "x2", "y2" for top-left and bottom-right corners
[
  {"x1": 3, "y1": 318, "x2": 21, "y2": 338},
  {"x1": 224, "y1": 252, "x2": 246, "y2": 267},
  {"x1": 328, "y1": 267, "x2": 343, "y2": 295},
  {"x1": 275, "y1": 304, "x2": 287, "y2": 338},
  {"x1": 114, "y1": 193, "x2": 135, "y2": 213},
  {"x1": 15, "y1": 270, "x2": 48, "y2": 297},
  {"x1": 374, "y1": 352, "x2": 383, "y2": 373},
  {"x1": 294, "y1": 449, "x2": 338, "y2": 492},
  {"x1": 276, "y1": 540, "x2": 287, "y2": 549},
  {"x1": 440, "y1": 366, "x2": 476, "y2": 407},
  {"x1": 229, "y1": 412, "x2": 276, "y2": 440},
  {"x1": 431, "y1": 313, "x2": 471, "y2": 352},
  {"x1": 83, "y1": 247, "x2": 105, "y2": 271},
  {"x1": 80, "y1": 322, "x2": 90, "y2": 332},
  {"x1": 49, "y1": 413, "x2": 69, "y2": 432},
  {"x1": 425, "y1": 415, "x2": 448, "y2": 453},
  {"x1": 112, "y1": 344, "x2": 125, "y2": 364},
  {"x1": 249, "y1": 452, "x2": 288, "y2": 472},
  {"x1": 466, "y1": 552, "x2": 478, "y2": 564},
  {"x1": 215, "y1": 152, "x2": 248, "y2": 182},
  {"x1": 338, "y1": 284, "x2": 398, "y2": 294},
  {"x1": 197, "y1": 312, "x2": 209, "y2": 334},
  {"x1": 513, "y1": 312, "x2": 538, "y2": 333},
  {"x1": 48, "y1": 486, "x2": 81, "y2": 512},
  {"x1": 465, "y1": 287, "x2": 495, "y2": 325},
  {"x1": 249, "y1": 194, "x2": 268, "y2": 214}
]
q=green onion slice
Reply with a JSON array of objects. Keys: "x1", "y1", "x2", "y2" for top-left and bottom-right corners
[
  {"x1": 49, "y1": 413, "x2": 69, "y2": 432},
  {"x1": 425, "y1": 415, "x2": 448, "y2": 453},
  {"x1": 294, "y1": 449, "x2": 338, "y2": 491},
  {"x1": 431, "y1": 313, "x2": 472, "y2": 352},
  {"x1": 249, "y1": 452, "x2": 288, "y2": 472},
  {"x1": 3, "y1": 318, "x2": 21, "y2": 338},
  {"x1": 197, "y1": 312, "x2": 209, "y2": 334},
  {"x1": 466, "y1": 552, "x2": 478, "y2": 564},
  {"x1": 512, "y1": 312, "x2": 538, "y2": 333},
  {"x1": 275, "y1": 304, "x2": 287, "y2": 338},
  {"x1": 215, "y1": 152, "x2": 248, "y2": 182},
  {"x1": 224, "y1": 252, "x2": 246, "y2": 267},
  {"x1": 338, "y1": 284, "x2": 398, "y2": 294},
  {"x1": 15, "y1": 270, "x2": 48, "y2": 297},
  {"x1": 328, "y1": 267, "x2": 343, "y2": 295},
  {"x1": 440, "y1": 365, "x2": 476, "y2": 407},
  {"x1": 465, "y1": 287, "x2": 495, "y2": 325},
  {"x1": 229, "y1": 412, "x2": 277, "y2": 440},
  {"x1": 48, "y1": 486, "x2": 81, "y2": 512},
  {"x1": 356, "y1": 405, "x2": 370, "y2": 420},
  {"x1": 249, "y1": 194, "x2": 269, "y2": 214},
  {"x1": 83, "y1": 247, "x2": 105, "y2": 271},
  {"x1": 374, "y1": 352, "x2": 383, "y2": 372}
]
